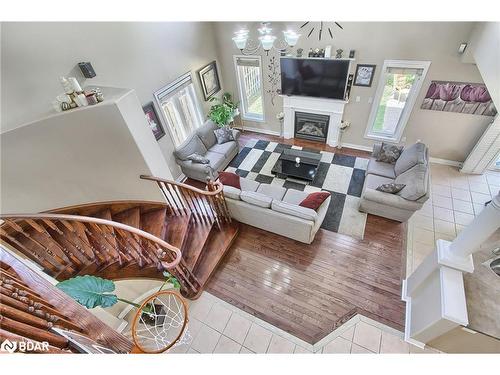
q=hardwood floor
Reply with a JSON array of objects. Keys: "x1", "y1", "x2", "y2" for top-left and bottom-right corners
[{"x1": 188, "y1": 131, "x2": 407, "y2": 344}]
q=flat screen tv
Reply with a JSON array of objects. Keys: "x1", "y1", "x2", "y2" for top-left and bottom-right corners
[{"x1": 280, "y1": 58, "x2": 350, "y2": 100}]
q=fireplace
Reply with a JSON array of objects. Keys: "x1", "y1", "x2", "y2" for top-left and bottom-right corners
[{"x1": 294, "y1": 111, "x2": 330, "y2": 142}]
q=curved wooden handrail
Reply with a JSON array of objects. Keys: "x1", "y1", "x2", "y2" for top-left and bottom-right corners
[
  {"x1": 140, "y1": 175, "x2": 224, "y2": 196},
  {"x1": 0, "y1": 213, "x2": 181, "y2": 269},
  {"x1": 140, "y1": 174, "x2": 231, "y2": 228}
]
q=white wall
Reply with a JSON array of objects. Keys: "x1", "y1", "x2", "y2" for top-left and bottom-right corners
[
  {"x1": 214, "y1": 22, "x2": 492, "y2": 162},
  {"x1": 467, "y1": 22, "x2": 500, "y2": 108},
  {"x1": 1, "y1": 22, "x2": 222, "y2": 178},
  {"x1": 0, "y1": 88, "x2": 168, "y2": 213}
]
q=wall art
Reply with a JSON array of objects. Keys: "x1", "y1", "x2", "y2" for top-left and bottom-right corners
[{"x1": 421, "y1": 81, "x2": 497, "y2": 116}]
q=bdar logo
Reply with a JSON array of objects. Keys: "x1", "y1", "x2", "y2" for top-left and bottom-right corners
[{"x1": 1, "y1": 339, "x2": 17, "y2": 353}]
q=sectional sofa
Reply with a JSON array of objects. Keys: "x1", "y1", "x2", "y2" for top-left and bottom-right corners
[
  {"x1": 173, "y1": 120, "x2": 240, "y2": 182},
  {"x1": 358, "y1": 142, "x2": 430, "y2": 222},
  {"x1": 223, "y1": 178, "x2": 331, "y2": 244}
]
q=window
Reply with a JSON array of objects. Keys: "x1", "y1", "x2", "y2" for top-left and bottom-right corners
[
  {"x1": 154, "y1": 72, "x2": 204, "y2": 146},
  {"x1": 365, "y1": 60, "x2": 430, "y2": 142},
  {"x1": 234, "y1": 56, "x2": 264, "y2": 122}
]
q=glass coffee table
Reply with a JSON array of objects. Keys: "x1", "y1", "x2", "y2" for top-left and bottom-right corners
[{"x1": 271, "y1": 148, "x2": 322, "y2": 181}]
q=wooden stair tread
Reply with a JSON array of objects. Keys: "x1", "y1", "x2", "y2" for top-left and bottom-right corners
[
  {"x1": 182, "y1": 221, "x2": 214, "y2": 271},
  {"x1": 163, "y1": 213, "x2": 192, "y2": 250},
  {"x1": 140, "y1": 208, "x2": 167, "y2": 239},
  {"x1": 112, "y1": 207, "x2": 140, "y2": 229},
  {"x1": 193, "y1": 222, "x2": 239, "y2": 286}
]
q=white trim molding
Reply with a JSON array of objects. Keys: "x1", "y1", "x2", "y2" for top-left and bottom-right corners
[
  {"x1": 233, "y1": 55, "x2": 266, "y2": 123},
  {"x1": 429, "y1": 157, "x2": 463, "y2": 168},
  {"x1": 340, "y1": 142, "x2": 373, "y2": 152},
  {"x1": 364, "y1": 60, "x2": 431, "y2": 143},
  {"x1": 242, "y1": 126, "x2": 281, "y2": 136}
]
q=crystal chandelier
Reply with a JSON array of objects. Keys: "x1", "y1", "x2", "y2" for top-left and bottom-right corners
[{"x1": 232, "y1": 22, "x2": 301, "y2": 55}]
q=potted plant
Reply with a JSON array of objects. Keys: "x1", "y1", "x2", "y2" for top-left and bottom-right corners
[
  {"x1": 208, "y1": 92, "x2": 239, "y2": 127},
  {"x1": 57, "y1": 271, "x2": 180, "y2": 326}
]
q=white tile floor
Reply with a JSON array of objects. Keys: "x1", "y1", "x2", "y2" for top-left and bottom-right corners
[
  {"x1": 166, "y1": 291, "x2": 438, "y2": 354},
  {"x1": 407, "y1": 164, "x2": 500, "y2": 274}
]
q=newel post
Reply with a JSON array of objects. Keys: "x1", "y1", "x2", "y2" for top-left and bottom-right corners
[
  {"x1": 402, "y1": 191, "x2": 500, "y2": 347},
  {"x1": 206, "y1": 178, "x2": 216, "y2": 192}
]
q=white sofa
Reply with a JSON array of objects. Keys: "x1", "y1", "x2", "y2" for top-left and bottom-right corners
[{"x1": 223, "y1": 177, "x2": 331, "y2": 244}]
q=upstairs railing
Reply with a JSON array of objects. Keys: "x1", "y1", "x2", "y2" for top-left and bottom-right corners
[
  {"x1": 0, "y1": 213, "x2": 182, "y2": 280},
  {"x1": 0, "y1": 248, "x2": 133, "y2": 353},
  {"x1": 140, "y1": 175, "x2": 231, "y2": 229}
]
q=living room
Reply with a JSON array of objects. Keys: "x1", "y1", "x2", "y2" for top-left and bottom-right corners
[{"x1": 1, "y1": 0, "x2": 499, "y2": 370}]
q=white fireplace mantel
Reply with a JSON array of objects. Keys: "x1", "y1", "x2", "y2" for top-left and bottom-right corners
[{"x1": 282, "y1": 95, "x2": 348, "y2": 147}]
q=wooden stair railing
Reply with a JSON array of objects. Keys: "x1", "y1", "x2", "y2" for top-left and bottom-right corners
[
  {"x1": 0, "y1": 213, "x2": 204, "y2": 297},
  {"x1": 140, "y1": 175, "x2": 231, "y2": 230},
  {"x1": 0, "y1": 248, "x2": 132, "y2": 353},
  {"x1": 1, "y1": 190, "x2": 238, "y2": 301}
]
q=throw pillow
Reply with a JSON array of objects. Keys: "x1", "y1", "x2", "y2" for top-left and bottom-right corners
[
  {"x1": 376, "y1": 183, "x2": 406, "y2": 194},
  {"x1": 299, "y1": 191, "x2": 331, "y2": 210},
  {"x1": 376, "y1": 142, "x2": 404, "y2": 164},
  {"x1": 213, "y1": 126, "x2": 235, "y2": 144},
  {"x1": 218, "y1": 171, "x2": 241, "y2": 189},
  {"x1": 187, "y1": 153, "x2": 210, "y2": 164}
]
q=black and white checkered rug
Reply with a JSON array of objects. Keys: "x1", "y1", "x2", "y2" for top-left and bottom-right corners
[{"x1": 225, "y1": 139, "x2": 370, "y2": 239}]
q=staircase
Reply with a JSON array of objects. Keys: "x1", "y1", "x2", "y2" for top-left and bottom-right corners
[{"x1": 0, "y1": 176, "x2": 239, "y2": 299}]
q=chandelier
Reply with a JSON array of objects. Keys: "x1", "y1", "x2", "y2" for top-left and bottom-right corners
[{"x1": 232, "y1": 22, "x2": 301, "y2": 55}]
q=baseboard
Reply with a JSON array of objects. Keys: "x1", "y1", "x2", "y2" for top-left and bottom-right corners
[
  {"x1": 243, "y1": 126, "x2": 281, "y2": 136},
  {"x1": 339, "y1": 142, "x2": 373, "y2": 152},
  {"x1": 429, "y1": 157, "x2": 463, "y2": 168}
]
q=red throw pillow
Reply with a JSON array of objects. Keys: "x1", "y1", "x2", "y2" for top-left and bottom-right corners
[
  {"x1": 299, "y1": 192, "x2": 331, "y2": 210},
  {"x1": 218, "y1": 171, "x2": 241, "y2": 189}
]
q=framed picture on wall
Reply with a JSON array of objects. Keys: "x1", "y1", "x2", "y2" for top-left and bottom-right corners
[
  {"x1": 197, "y1": 61, "x2": 221, "y2": 101},
  {"x1": 353, "y1": 64, "x2": 376, "y2": 87},
  {"x1": 143, "y1": 102, "x2": 165, "y2": 141}
]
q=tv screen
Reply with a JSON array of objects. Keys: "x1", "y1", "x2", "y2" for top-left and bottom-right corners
[{"x1": 280, "y1": 58, "x2": 350, "y2": 100}]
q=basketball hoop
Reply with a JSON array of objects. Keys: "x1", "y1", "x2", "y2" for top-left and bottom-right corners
[{"x1": 131, "y1": 290, "x2": 190, "y2": 354}]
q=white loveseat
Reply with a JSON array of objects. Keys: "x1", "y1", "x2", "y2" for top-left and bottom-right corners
[{"x1": 222, "y1": 177, "x2": 331, "y2": 244}]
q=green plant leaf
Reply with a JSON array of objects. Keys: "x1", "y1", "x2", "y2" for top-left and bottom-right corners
[{"x1": 56, "y1": 275, "x2": 118, "y2": 309}]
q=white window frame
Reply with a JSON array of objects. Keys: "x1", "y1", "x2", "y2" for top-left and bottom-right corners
[
  {"x1": 233, "y1": 55, "x2": 265, "y2": 123},
  {"x1": 154, "y1": 72, "x2": 204, "y2": 146},
  {"x1": 364, "y1": 60, "x2": 431, "y2": 143}
]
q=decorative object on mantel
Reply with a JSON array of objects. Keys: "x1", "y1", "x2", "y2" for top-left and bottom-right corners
[
  {"x1": 208, "y1": 92, "x2": 240, "y2": 127},
  {"x1": 353, "y1": 64, "x2": 376, "y2": 87},
  {"x1": 349, "y1": 50, "x2": 356, "y2": 58},
  {"x1": 300, "y1": 21, "x2": 343, "y2": 40},
  {"x1": 335, "y1": 49, "x2": 343, "y2": 59},
  {"x1": 308, "y1": 48, "x2": 325, "y2": 58},
  {"x1": 325, "y1": 45, "x2": 332, "y2": 58},
  {"x1": 296, "y1": 48, "x2": 303, "y2": 58},
  {"x1": 337, "y1": 120, "x2": 351, "y2": 149},
  {"x1": 52, "y1": 76, "x2": 103, "y2": 113},
  {"x1": 421, "y1": 81, "x2": 497, "y2": 116},
  {"x1": 266, "y1": 55, "x2": 281, "y2": 106},
  {"x1": 232, "y1": 22, "x2": 300, "y2": 56},
  {"x1": 345, "y1": 74, "x2": 354, "y2": 100},
  {"x1": 197, "y1": 60, "x2": 221, "y2": 101},
  {"x1": 143, "y1": 102, "x2": 166, "y2": 140}
]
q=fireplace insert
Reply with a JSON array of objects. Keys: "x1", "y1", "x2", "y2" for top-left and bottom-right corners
[{"x1": 294, "y1": 111, "x2": 330, "y2": 142}]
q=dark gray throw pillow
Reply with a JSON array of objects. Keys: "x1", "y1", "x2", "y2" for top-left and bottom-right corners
[
  {"x1": 213, "y1": 126, "x2": 235, "y2": 144},
  {"x1": 376, "y1": 142, "x2": 404, "y2": 164},
  {"x1": 187, "y1": 153, "x2": 210, "y2": 164},
  {"x1": 376, "y1": 183, "x2": 406, "y2": 194}
]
